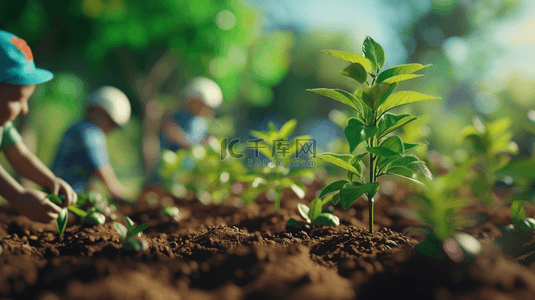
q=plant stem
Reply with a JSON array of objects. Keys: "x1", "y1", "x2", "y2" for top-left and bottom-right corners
[{"x1": 368, "y1": 136, "x2": 377, "y2": 233}]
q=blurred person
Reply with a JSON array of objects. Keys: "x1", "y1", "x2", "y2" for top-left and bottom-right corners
[
  {"x1": 51, "y1": 86, "x2": 131, "y2": 202},
  {"x1": 0, "y1": 30, "x2": 77, "y2": 223},
  {"x1": 145, "y1": 77, "x2": 223, "y2": 188}
]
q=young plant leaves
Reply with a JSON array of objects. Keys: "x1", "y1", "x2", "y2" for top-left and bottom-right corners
[
  {"x1": 279, "y1": 119, "x2": 297, "y2": 140},
  {"x1": 379, "y1": 136, "x2": 404, "y2": 154},
  {"x1": 57, "y1": 208, "x2": 69, "y2": 238},
  {"x1": 113, "y1": 222, "x2": 128, "y2": 240},
  {"x1": 376, "y1": 63, "x2": 432, "y2": 84},
  {"x1": 317, "y1": 153, "x2": 361, "y2": 174},
  {"x1": 377, "y1": 113, "x2": 418, "y2": 138},
  {"x1": 340, "y1": 182, "x2": 379, "y2": 209},
  {"x1": 511, "y1": 200, "x2": 526, "y2": 228},
  {"x1": 127, "y1": 223, "x2": 149, "y2": 238},
  {"x1": 82, "y1": 211, "x2": 106, "y2": 225},
  {"x1": 308, "y1": 198, "x2": 322, "y2": 221},
  {"x1": 386, "y1": 166, "x2": 414, "y2": 178},
  {"x1": 380, "y1": 91, "x2": 440, "y2": 113},
  {"x1": 340, "y1": 63, "x2": 368, "y2": 84},
  {"x1": 363, "y1": 83, "x2": 391, "y2": 110},
  {"x1": 308, "y1": 88, "x2": 363, "y2": 113},
  {"x1": 344, "y1": 118, "x2": 377, "y2": 152},
  {"x1": 381, "y1": 74, "x2": 423, "y2": 85},
  {"x1": 362, "y1": 36, "x2": 385, "y2": 72},
  {"x1": 297, "y1": 203, "x2": 310, "y2": 221},
  {"x1": 290, "y1": 183, "x2": 306, "y2": 199},
  {"x1": 312, "y1": 213, "x2": 340, "y2": 226},
  {"x1": 323, "y1": 50, "x2": 372, "y2": 72}
]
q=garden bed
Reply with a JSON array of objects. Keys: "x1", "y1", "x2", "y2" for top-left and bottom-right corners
[{"x1": 1, "y1": 182, "x2": 535, "y2": 300}]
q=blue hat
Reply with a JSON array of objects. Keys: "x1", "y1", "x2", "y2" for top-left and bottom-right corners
[{"x1": 0, "y1": 30, "x2": 53, "y2": 84}]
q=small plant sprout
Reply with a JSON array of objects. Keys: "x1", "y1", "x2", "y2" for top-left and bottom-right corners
[
  {"x1": 287, "y1": 197, "x2": 340, "y2": 226},
  {"x1": 113, "y1": 216, "x2": 149, "y2": 251},
  {"x1": 161, "y1": 206, "x2": 181, "y2": 221},
  {"x1": 413, "y1": 161, "x2": 481, "y2": 262},
  {"x1": 461, "y1": 116, "x2": 518, "y2": 207},
  {"x1": 241, "y1": 119, "x2": 315, "y2": 211},
  {"x1": 308, "y1": 36, "x2": 438, "y2": 233},
  {"x1": 47, "y1": 194, "x2": 107, "y2": 237}
]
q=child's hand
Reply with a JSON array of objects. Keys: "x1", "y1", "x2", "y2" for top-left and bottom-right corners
[
  {"x1": 45, "y1": 177, "x2": 77, "y2": 207},
  {"x1": 11, "y1": 189, "x2": 62, "y2": 223}
]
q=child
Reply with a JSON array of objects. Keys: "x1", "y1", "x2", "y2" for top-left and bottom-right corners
[
  {"x1": 146, "y1": 77, "x2": 223, "y2": 187},
  {"x1": 51, "y1": 86, "x2": 131, "y2": 201},
  {"x1": 0, "y1": 30, "x2": 77, "y2": 223}
]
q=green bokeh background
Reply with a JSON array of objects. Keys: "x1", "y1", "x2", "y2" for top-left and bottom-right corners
[{"x1": 1, "y1": 0, "x2": 534, "y2": 201}]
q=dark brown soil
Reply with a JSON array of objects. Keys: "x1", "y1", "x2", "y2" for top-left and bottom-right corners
[{"x1": 1, "y1": 181, "x2": 535, "y2": 300}]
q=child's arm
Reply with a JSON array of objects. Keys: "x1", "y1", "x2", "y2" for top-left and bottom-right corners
[
  {"x1": 163, "y1": 119, "x2": 192, "y2": 148},
  {"x1": 93, "y1": 165, "x2": 128, "y2": 200},
  {"x1": 3, "y1": 142, "x2": 77, "y2": 206},
  {"x1": 0, "y1": 163, "x2": 61, "y2": 223}
]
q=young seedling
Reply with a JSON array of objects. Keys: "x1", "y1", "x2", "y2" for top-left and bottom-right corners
[
  {"x1": 412, "y1": 160, "x2": 481, "y2": 262},
  {"x1": 160, "y1": 136, "x2": 248, "y2": 204},
  {"x1": 241, "y1": 119, "x2": 315, "y2": 211},
  {"x1": 286, "y1": 196, "x2": 340, "y2": 226},
  {"x1": 161, "y1": 206, "x2": 181, "y2": 221},
  {"x1": 308, "y1": 36, "x2": 438, "y2": 232},
  {"x1": 47, "y1": 194, "x2": 106, "y2": 238},
  {"x1": 113, "y1": 216, "x2": 149, "y2": 251},
  {"x1": 461, "y1": 116, "x2": 518, "y2": 207}
]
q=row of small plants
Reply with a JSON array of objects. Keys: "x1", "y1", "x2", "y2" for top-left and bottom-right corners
[{"x1": 47, "y1": 192, "x2": 148, "y2": 251}]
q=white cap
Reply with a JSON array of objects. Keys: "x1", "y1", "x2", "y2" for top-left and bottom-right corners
[
  {"x1": 88, "y1": 86, "x2": 131, "y2": 126},
  {"x1": 182, "y1": 77, "x2": 223, "y2": 108}
]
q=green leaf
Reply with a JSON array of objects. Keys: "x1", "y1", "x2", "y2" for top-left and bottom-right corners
[
  {"x1": 290, "y1": 183, "x2": 306, "y2": 199},
  {"x1": 377, "y1": 113, "x2": 417, "y2": 138},
  {"x1": 297, "y1": 203, "x2": 310, "y2": 221},
  {"x1": 344, "y1": 118, "x2": 377, "y2": 152},
  {"x1": 319, "y1": 180, "x2": 348, "y2": 198},
  {"x1": 511, "y1": 200, "x2": 526, "y2": 227},
  {"x1": 367, "y1": 146, "x2": 402, "y2": 158},
  {"x1": 161, "y1": 206, "x2": 180, "y2": 217},
  {"x1": 403, "y1": 143, "x2": 423, "y2": 152},
  {"x1": 47, "y1": 194, "x2": 63, "y2": 206},
  {"x1": 122, "y1": 236, "x2": 148, "y2": 252},
  {"x1": 349, "y1": 154, "x2": 366, "y2": 175},
  {"x1": 376, "y1": 63, "x2": 432, "y2": 84},
  {"x1": 308, "y1": 198, "x2": 322, "y2": 221},
  {"x1": 268, "y1": 121, "x2": 278, "y2": 133},
  {"x1": 380, "y1": 91, "x2": 440, "y2": 113},
  {"x1": 363, "y1": 83, "x2": 391, "y2": 111},
  {"x1": 388, "y1": 155, "x2": 419, "y2": 170},
  {"x1": 127, "y1": 222, "x2": 149, "y2": 238},
  {"x1": 386, "y1": 166, "x2": 414, "y2": 178},
  {"x1": 307, "y1": 88, "x2": 363, "y2": 113},
  {"x1": 382, "y1": 74, "x2": 423, "y2": 84},
  {"x1": 279, "y1": 119, "x2": 297, "y2": 139},
  {"x1": 322, "y1": 193, "x2": 340, "y2": 206},
  {"x1": 362, "y1": 36, "x2": 385, "y2": 72},
  {"x1": 82, "y1": 211, "x2": 106, "y2": 225},
  {"x1": 286, "y1": 218, "x2": 308, "y2": 227},
  {"x1": 340, "y1": 182, "x2": 379, "y2": 210},
  {"x1": 317, "y1": 153, "x2": 361, "y2": 174},
  {"x1": 56, "y1": 208, "x2": 69, "y2": 238},
  {"x1": 125, "y1": 216, "x2": 135, "y2": 230},
  {"x1": 377, "y1": 83, "x2": 398, "y2": 108},
  {"x1": 312, "y1": 213, "x2": 340, "y2": 226},
  {"x1": 113, "y1": 222, "x2": 128, "y2": 240},
  {"x1": 75, "y1": 193, "x2": 89, "y2": 207},
  {"x1": 67, "y1": 206, "x2": 87, "y2": 219},
  {"x1": 340, "y1": 63, "x2": 368, "y2": 84},
  {"x1": 379, "y1": 136, "x2": 404, "y2": 154},
  {"x1": 323, "y1": 50, "x2": 371, "y2": 72}
]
